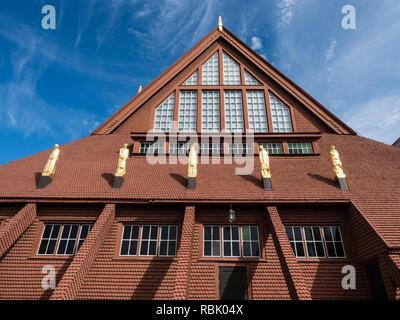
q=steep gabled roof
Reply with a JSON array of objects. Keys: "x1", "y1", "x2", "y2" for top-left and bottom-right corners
[{"x1": 92, "y1": 26, "x2": 355, "y2": 135}]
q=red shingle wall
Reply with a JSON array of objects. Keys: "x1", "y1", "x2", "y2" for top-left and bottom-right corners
[
  {"x1": 0, "y1": 204, "x2": 103, "y2": 300},
  {"x1": 173, "y1": 205, "x2": 195, "y2": 299},
  {"x1": 186, "y1": 206, "x2": 291, "y2": 300},
  {"x1": 266, "y1": 206, "x2": 310, "y2": 299},
  {"x1": 279, "y1": 205, "x2": 370, "y2": 299},
  {"x1": 50, "y1": 204, "x2": 115, "y2": 300},
  {"x1": 76, "y1": 205, "x2": 184, "y2": 299},
  {"x1": 347, "y1": 202, "x2": 387, "y2": 262},
  {"x1": 0, "y1": 203, "x2": 36, "y2": 257}
]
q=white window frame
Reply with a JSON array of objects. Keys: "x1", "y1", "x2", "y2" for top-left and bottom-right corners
[{"x1": 222, "y1": 226, "x2": 241, "y2": 257}]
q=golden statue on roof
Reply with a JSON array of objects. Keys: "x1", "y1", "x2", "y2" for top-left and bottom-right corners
[
  {"x1": 259, "y1": 145, "x2": 271, "y2": 178},
  {"x1": 42, "y1": 144, "x2": 60, "y2": 179},
  {"x1": 218, "y1": 16, "x2": 223, "y2": 32},
  {"x1": 188, "y1": 145, "x2": 197, "y2": 178},
  {"x1": 330, "y1": 145, "x2": 346, "y2": 179},
  {"x1": 115, "y1": 143, "x2": 129, "y2": 178}
]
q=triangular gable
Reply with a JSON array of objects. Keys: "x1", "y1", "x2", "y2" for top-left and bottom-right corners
[{"x1": 92, "y1": 27, "x2": 355, "y2": 135}]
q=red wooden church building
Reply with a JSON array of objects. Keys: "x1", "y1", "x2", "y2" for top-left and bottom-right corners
[{"x1": 0, "y1": 20, "x2": 399, "y2": 300}]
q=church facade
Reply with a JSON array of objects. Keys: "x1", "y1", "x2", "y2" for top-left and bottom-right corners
[{"x1": 0, "y1": 21, "x2": 399, "y2": 300}]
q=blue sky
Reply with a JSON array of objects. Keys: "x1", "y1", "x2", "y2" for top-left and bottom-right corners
[{"x1": 0, "y1": 0, "x2": 399, "y2": 164}]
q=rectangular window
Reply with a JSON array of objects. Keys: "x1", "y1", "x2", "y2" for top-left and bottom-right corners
[
  {"x1": 223, "y1": 226, "x2": 241, "y2": 257},
  {"x1": 169, "y1": 142, "x2": 191, "y2": 155},
  {"x1": 288, "y1": 142, "x2": 313, "y2": 154},
  {"x1": 37, "y1": 224, "x2": 61, "y2": 255},
  {"x1": 241, "y1": 226, "x2": 260, "y2": 257},
  {"x1": 228, "y1": 143, "x2": 253, "y2": 156},
  {"x1": 258, "y1": 142, "x2": 283, "y2": 154},
  {"x1": 159, "y1": 225, "x2": 178, "y2": 257},
  {"x1": 139, "y1": 142, "x2": 164, "y2": 155},
  {"x1": 199, "y1": 143, "x2": 222, "y2": 156},
  {"x1": 204, "y1": 226, "x2": 221, "y2": 257},
  {"x1": 246, "y1": 91, "x2": 268, "y2": 132},
  {"x1": 178, "y1": 91, "x2": 197, "y2": 132},
  {"x1": 203, "y1": 225, "x2": 260, "y2": 258},
  {"x1": 323, "y1": 226, "x2": 345, "y2": 258},
  {"x1": 201, "y1": 91, "x2": 220, "y2": 132},
  {"x1": 120, "y1": 225, "x2": 178, "y2": 257},
  {"x1": 285, "y1": 226, "x2": 306, "y2": 258},
  {"x1": 224, "y1": 91, "x2": 244, "y2": 132},
  {"x1": 120, "y1": 225, "x2": 140, "y2": 256},
  {"x1": 139, "y1": 225, "x2": 159, "y2": 256},
  {"x1": 285, "y1": 226, "x2": 345, "y2": 259},
  {"x1": 37, "y1": 224, "x2": 92, "y2": 256}
]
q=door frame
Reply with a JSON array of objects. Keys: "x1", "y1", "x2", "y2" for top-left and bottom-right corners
[{"x1": 215, "y1": 263, "x2": 252, "y2": 300}]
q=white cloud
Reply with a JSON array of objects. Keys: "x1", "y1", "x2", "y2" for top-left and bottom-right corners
[
  {"x1": 251, "y1": 36, "x2": 263, "y2": 50},
  {"x1": 344, "y1": 94, "x2": 400, "y2": 145},
  {"x1": 325, "y1": 38, "x2": 336, "y2": 62},
  {"x1": 276, "y1": 0, "x2": 297, "y2": 27}
]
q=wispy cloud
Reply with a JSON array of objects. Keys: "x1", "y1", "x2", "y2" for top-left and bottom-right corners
[
  {"x1": 251, "y1": 36, "x2": 263, "y2": 50},
  {"x1": 325, "y1": 38, "x2": 336, "y2": 62},
  {"x1": 344, "y1": 94, "x2": 400, "y2": 144},
  {"x1": 276, "y1": 0, "x2": 297, "y2": 27}
]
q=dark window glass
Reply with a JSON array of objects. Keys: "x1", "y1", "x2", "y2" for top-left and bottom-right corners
[
  {"x1": 159, "y1": 225, "x2": 178, "y2": 257},
  {"x1": 120, "y1": 225, "x2": 140, "y2": 256}
]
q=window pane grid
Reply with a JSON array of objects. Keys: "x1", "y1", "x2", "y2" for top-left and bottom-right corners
[
  {"x1": 159, "y1": 226, "x2": 178, "y2": 257},
  {"x1": 228, "y1": 143, "x2": 253, "y2": 155},
  {"x1": 199, "y1": 143, "x2": 222, "y2": 155},
  {"x1": 223, "y1": 52, "x2": 241, "y2": 85},
  {"x1": 244, "y1": 70, "x2": 260, "y2": 85},
  {"x1": 169, "y1": 142, "x2": 190, "y2": 155},
  {"x1": 120, "y1": 225, "x2": 140, "y2": 256},
  {"x1": 201, "y1": 91, "x2": 220, "y2": 132},
  {"x1": 224, "y1": 91, "x2": 244, "y2": 132},
  {"x1": 203, "y1": 225, "x2": 260, "y2": 258},
  {"x1": 140, "y1": 142, "x2": 164, "y2": 154},
  {"x1": 288, "y1": 142, "x2": 313, "y2": 154},
  {"x1": 202, "y1": 52, "x2": 219, "y2": 85},
  {"x1": 269, "y1": 93, "x2": 293, "y2": 132},
  {"x1": 204, "y1": 226, "x2": 221, "y2": 257},
  {"x1": 37, "y1": 224, "x2": 61, "y2": 255},
  {"x1": 241, "y1": 226, "x2": 260, "y2": 257},
  {"x1": 154, "y1": 93, "x2": 175, "y2": 132},
  {"x1": 323, "y1": 226, "x2": 346, "y2": 258},
  {"x1": 56, "y1": 224, "x2": 80, "y2": 255},
  {"x1": 246, "y1": 91, "x2": 268, "y2": 132},
  {"x1": 285, "y1": 226, "x2": 306, "y2": 258},
  {"x1": 178, "y1": 91, "x2": 197, "y2": 132},
  {"x1": 76, "y1": 224, "x2": 92, "y2": 251},
  {"x1": 183, "y1": 71, "x2": 198, "y2": 85},
  {"x1": 258, "y1": 143, "x2": 283, "y2": 154},
  {"x1": 304, "y1": 226, "x2": 325, "y2": 258},
  {"x1": 139, "y1": 225, "x2": 159, "y2": 256},
  {"x1": 223, "y1": 226, "x2": 241, "y2": 257}
]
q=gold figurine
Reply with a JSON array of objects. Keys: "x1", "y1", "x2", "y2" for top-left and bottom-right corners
[
  {"x1": 330, "y1": 145, "x2": 346, "y2": 179},
  {"x1": 259, "y1": 146, "x2": 271, "y2": 178},
  {"x1": 218, "y1": 16, "x2": 223, "y2": 32},
  {"x1": 42, "y1": 144, "x2": 60, "y2": 179},
  {"x1": 115, "y1": 143, "x2": 129, "y2": 178},
  {"x1": 188, "y1": 145, "x2": 197, "y2": 178}
]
